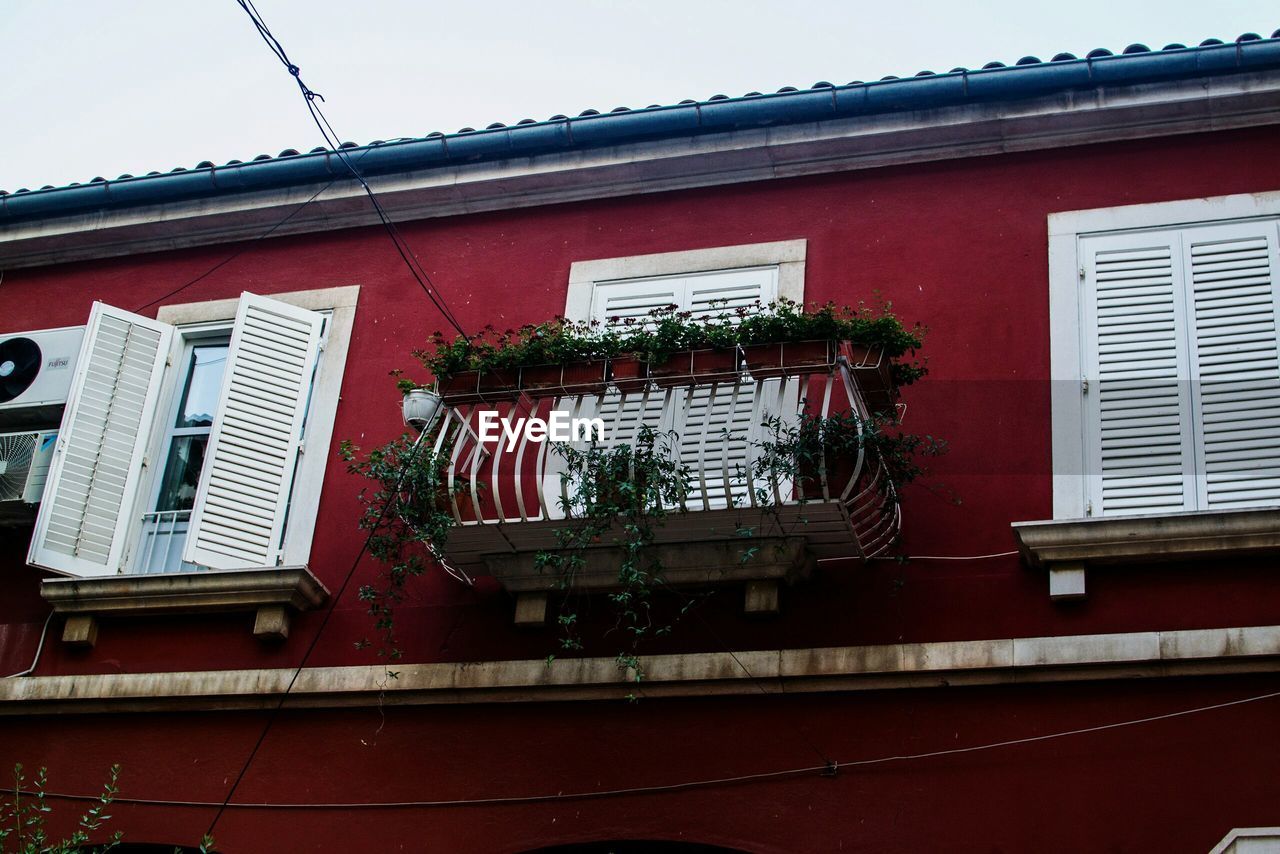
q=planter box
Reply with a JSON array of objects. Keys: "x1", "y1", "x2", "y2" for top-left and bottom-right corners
[
  {"x1": 438, "y1": 369, "x2": 520, "y2": 404},
  {"x1": 839, "y1": 343, "x2": 896, "y2": 416},
  {"x1": 691, "y1": 348, "x2": 742, "y2": 382},
  {"x1": 608, "y1": 355, "x2": 648, "y2": 392},
  {"x1": 742, "y1": 340, "x2": 833, "y2": 378},
  {"x1": 520, "y1": 361, "x2": 607, "y2": 397},
  {"x1": 649, "y1": 348, "x2": 740, "y2": 387}
]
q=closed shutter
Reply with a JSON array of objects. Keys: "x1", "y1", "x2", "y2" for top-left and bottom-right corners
[
  {"x1": 28, "y1": 304, "x2": 174, "y2": 577},
  {"x1": 680, "y1": 268, "x2": 780, "y2": 508},
  {"x1": 1081, "y1": 231, "x2": 1196, "y2": 516},
  {"x1": 183, "y1": 293, "x2": 325, "y2": 569},
  {"x1": 1184, "y1": 222, "x2": 1280, "y2": 509},
  {"x1": 593, "y1": 275, "x2": 681, "y2": 449},
  {"x1": 586, "y1": 267, "x2": 781, "y2": 510}
]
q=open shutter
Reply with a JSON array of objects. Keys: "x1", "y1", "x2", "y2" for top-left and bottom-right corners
[
  {"x1": 1184, "y1": 222, "x2": 1280, "y2": 509},
  {"x1": 183, "y1": 293, "x2": 324, "y2": 570},
  {"x1": 1081, "y1": 231, "x2": 1197, "y2": 516},
  {"x1": 28, "y1": 304, "x2": 173, "y2": 577}
]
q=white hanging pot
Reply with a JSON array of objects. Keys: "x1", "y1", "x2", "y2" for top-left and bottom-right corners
[{"x1": 402, "y1": 388, "x2": 444, "y2": 432}]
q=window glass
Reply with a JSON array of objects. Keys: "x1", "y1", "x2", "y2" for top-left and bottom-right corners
[
  {"x1": 175, "y1": 344, "x2": 227, "y2": 428},
  {"x1": 154, "y1": 435, "x2": 209, "y2": 512}
]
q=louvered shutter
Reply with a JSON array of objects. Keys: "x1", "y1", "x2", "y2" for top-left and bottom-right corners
[
  {"x1": 591, "y1": 275, "x2": 682, "y2": 450},
  {"x1": 28, "y1": 304, "x2": 174, "y2": 577},
  {"x1": 585, "y1": 267, "x2": 781, "y2": 509},
  {"x1": 183, "y1": 293, "x2": 324, "y2": 569},
  {"x1": 679, "y1": 268, "x2": 780, "y2": 508},
  {"x1": 1081, "y1": 231, "x2": 1197, "y2": 516},
  {"x1": 1184, "y1": 222, "x2": 1280, "y2": 509}
]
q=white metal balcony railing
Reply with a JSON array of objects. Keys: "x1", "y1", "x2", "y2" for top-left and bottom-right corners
[{"x1": 428, "y1": 354, "x2": 901, "y2": 578}]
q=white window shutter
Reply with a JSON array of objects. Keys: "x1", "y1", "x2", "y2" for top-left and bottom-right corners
[
  {"x1": 590, "y1": 275, "x2": 686, "y2": 457},
  {"x1": 1184, "y1": 222, "x2": 1280, "y2": 509},
  {"x1": 28, "y1": 304, "x2": 174, "y2": 577},
  {"x1": 686, "y1": 267, "x2": 777, "y2": 317},
  {"x1": 1081, "y1": 231, "x2": 1197, "y2": 516},
  {"x1": 680, "y1": 268, "x2": 780, "y2": 508},
  {"x1": 183, "y1": 293, "x2": 324, "y2": 569},
  {"x1": 541, "y1": 277, "x2": 681, "y2": 519},
  {"x1": 575, "y1": 267, "x2": 786, "y2": 510},
  {"x1": 591, "y1": 277, "x2": 682, "y2": 323}
]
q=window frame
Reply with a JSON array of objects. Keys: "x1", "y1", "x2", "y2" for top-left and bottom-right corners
[
  {"x1": 1047, "y1": 191, "x2": 1280, "y2": 520},
  {"x1": 136, "y1": 285, "x2": 358, "y2": 572},
  {"x1": 565, "y1": 240, "x2": 806, "y2": 323},
  {"x1": 132, "y1": 325, "x2": 232, "y2": 574},
  {"x1": 563, "y1": 241, "x2": 807, "y2": 512}
]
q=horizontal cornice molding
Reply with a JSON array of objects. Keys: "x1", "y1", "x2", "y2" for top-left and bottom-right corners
[
  {"x1": 1013, "y1": 507, "x2": 1280, "y2": 567},
  {"x1": 2, "y1": 73, "x2": 1279, "y2": 270},
  {"x1": 40, "y1": 566, "x2": 329, "y2": 616},
  {"x1": 3, "y1": 623, "x2": 1279, "y2": 714}
]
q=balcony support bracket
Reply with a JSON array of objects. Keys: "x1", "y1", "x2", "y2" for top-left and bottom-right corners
[{"x1": 486, "y1": 536, "x2": 812, "y2": 626}]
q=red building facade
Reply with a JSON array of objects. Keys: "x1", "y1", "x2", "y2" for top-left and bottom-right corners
[{"x1": 2, "y1": 33, "x2": 1280, "y2": 852}]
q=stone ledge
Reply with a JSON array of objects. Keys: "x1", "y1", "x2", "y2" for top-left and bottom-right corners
[
  {"x1": 2, "y1": 623, "x2": 1278, "y2": 715},
  {"x1": 1209, "y1": 827, "x2": 1280, "y2": 854},
  {"x1": 1011, "y1": 507, "x2": 1280, "y2": 600},
  {"x1": 40, "y1": 566, "x2": 329, "y2": 646},
  {"x1": 487, "y1": 537, "x2": 812, "y2": 625}
]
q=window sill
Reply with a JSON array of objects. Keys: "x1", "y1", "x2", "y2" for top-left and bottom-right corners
[
  {"x1": 1011, "y1": 507, "x2": 1280, "y2": 600},
  {"x1": 40, "y1": 566, "x2": 329, "y2": 647}
]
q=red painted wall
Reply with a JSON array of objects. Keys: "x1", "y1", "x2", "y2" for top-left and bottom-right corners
[
  {"x1": 4, "y1": 126, "x2": 1279, "y2": 674},
  {"x1": 3, "y1": 676, "x2": 1279, "y2": 852},
  {"x1": 2, "y1": 127, "x2": 1279, "y2": 851}
]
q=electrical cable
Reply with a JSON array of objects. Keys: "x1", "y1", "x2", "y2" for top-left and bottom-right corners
[
  {"x1": 21, "y1": 687, "x2": 1280, "y2": 810},
  {"x1": 202, "y1": 430, "x2": 436, "y2": 839},
  {"x1": 234, "y1": 0, "x2": 469, "y2": 339},
  {"x1": 2, "y1": 611, "x2": 52, "y2": 678},
  {"x1": 854, "y1": 550, "x2": 1020, "y2": 562},
  {"x1": 132, "y1": 175, "x2": 346, "y2": 313},
  {"x1": 210, "y1": 0, "x2": 571, "y2": 831}
]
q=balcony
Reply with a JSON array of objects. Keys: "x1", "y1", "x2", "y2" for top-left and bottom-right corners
[{"x1": 423, "y1": 346, "x2": 901, "y2": 623}]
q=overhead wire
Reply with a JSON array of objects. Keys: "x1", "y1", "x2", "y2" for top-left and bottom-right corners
[
  {"x1": 234, "y1": 0, "x2": 468, "y2": 339},
  {"x1": 202, "y1": 430, "x2": 438, "y2": 839},
  {"x1": 133, "y1": 175, "x2": 347, "y2": 313},
  {"x1": 202, "y1": 0, "x2": 494, "y2": 837},
  {"x1": 19, "y1": 687, "x2": 1280, "y2": 810},
  {"x1": 1, "y1": 611, "x2": 52, "y2": 678}
]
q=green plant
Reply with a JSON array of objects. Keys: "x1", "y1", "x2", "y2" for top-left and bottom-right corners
[
  {"x1": 534, "y1": 427, "x2": 694, "y2": 685},
  {"x1": 0, "y1": 764, "x2": 121, "y2": 854},
  {"x1": 752, "y1": 410, "x2": 947, "y2": 499},
  {"x1": 339, "y1": 434, "x2": 460, "y2": 667},
  {"x1": 349, "y1": 297, "x2": 940, "y2": 689},
  {"x1": 413, "y1": 300, "x2": 928, "y2": 384}
]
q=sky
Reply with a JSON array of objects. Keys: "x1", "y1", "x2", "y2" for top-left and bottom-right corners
[{"x1": 1, "y1": 0, "x2": 1275, "y2": 193}]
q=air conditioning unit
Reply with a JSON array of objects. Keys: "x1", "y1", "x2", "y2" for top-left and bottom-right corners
[
  {"x1": 0, "y1": 326, "x2": 85, "y2": 428},
  {"x1": 0, "y1": 430, "x2": 58, "y2": 525}
]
